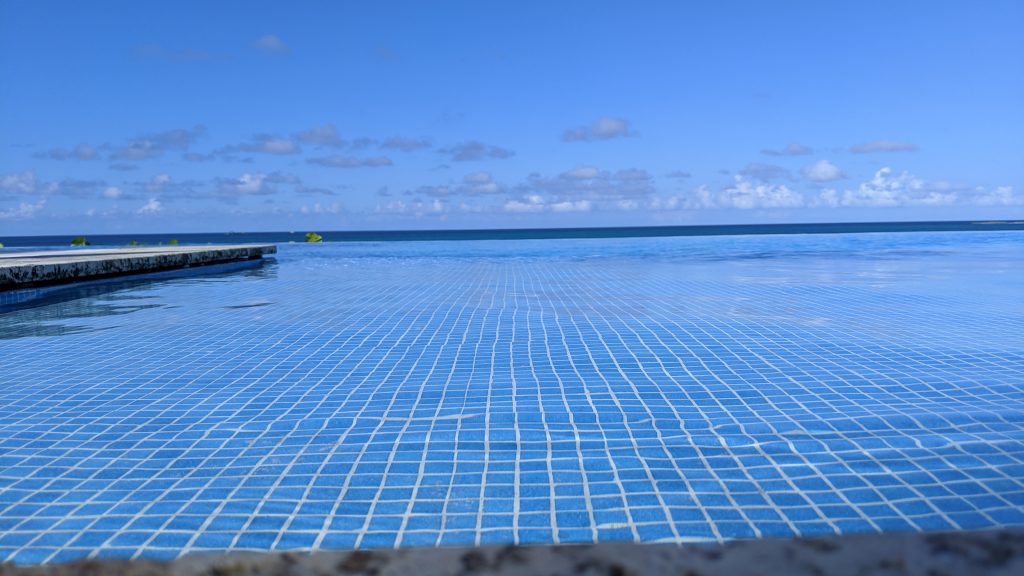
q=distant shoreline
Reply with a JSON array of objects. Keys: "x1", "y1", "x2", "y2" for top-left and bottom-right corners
[{"x1": 3, "y1": 220, "x2": 1024, "y2": 247}]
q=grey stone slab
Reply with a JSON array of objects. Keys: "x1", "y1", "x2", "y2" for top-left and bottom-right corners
[
  {"x1": 0, "y1": 244, "x2": 276, "y2": 290},
  {"x1": 1, "y1": 529, "x2": 1021, "y2": 574}
]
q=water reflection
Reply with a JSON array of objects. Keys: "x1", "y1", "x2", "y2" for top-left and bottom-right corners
[{"x1": 0, "y1": 258, "x2": 274, "y2": 339}]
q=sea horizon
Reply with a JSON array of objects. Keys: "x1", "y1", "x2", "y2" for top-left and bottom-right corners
[{"x1": 3, "y1": 219, "x2": 1024, "y2": 248}]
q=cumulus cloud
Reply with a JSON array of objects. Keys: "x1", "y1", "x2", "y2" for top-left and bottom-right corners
[
  {"x1": 208, "y1": 171, "x2": 332, "y2": 202},
  {"x1": 738, "y1": 163, "x2": 790, "y2": 182},
  {"x1": 299, "y1": 202, "x2": 342, "y2": 215},
  {"x1": 814, "y1": 167, "x2": 954, "y2": 207},
  {"x1": 382, "y1": 136, "x2": 432, "y2": 152},
  {"x1": 296, "y1": 124, "x2": 345, "y2": 148},
  {"x1": 0, "y1": 171, "x2": 106, "y2": 199},
  {"x1": 503, "y1": 195, "x2": 592, "y2": 213},
  {"x1": 103, "y1": 186, "x2": 123, "y2": 199},
  {"x1": 255, "y1": 34, "x2": 290, "y2": 54},
  {"x1": 307, "y1": 155, "x2": 393, "y2": 168},
  {"x1": 438, "y1": 140, "x2": 514, "y2": 162},
  {"x1": 214, "y1": 172, "x2": 296, "y2": 200},
  {"x1": 562, "y1": 117, "x2": 632, "y2": 142},
  {"x1": 36, "y1": 144, "x2": 98, "y2": 161},
  {"x1": 691, "y1": 176, "x2": 804, "y2": 209},
  {"x1": 147, "y1": 173, "x2": 171, "y2": 192},
  {"x1": 801, "y1": 159, "x2": 846, "y2": 182},
  {"x1": 376, "y1": 198, "x2": 448, "y2": 216},
  {"x1": 0, "y1": 199, "x2": 46, "y2": 220},
  {"x1": 850, "y1": 140, "x2": 917, "y2": 153},
  {"x1": 0, "y1": 171, "x2": 42, "y2": 195},
  {"x1": 137, "y1": 198, "x2": 163, "y2": 214},
  {"x1": 973, "y1": 186, "x2": 1022, "y2": 206},
  {"x1": 503, "y1": 195, "x2": 546, "y2": 213},
  {"x1": 549, "y1": 200, "x2": 593, "y2": 212},
  {"x1": 761, "y1": 143, "x2": 813, "y2": 156}
]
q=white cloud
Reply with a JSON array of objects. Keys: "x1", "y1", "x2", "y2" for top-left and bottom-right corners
[
  {"x1": 563, "y1": 117, "x2": 632, "y2": 142},
  {"x1": 850, "y1": 140, "x2": 917, "y2": 153},
  {"x1": 693, "y1": 176, "x2": 804, "y2": 209},
  {"x1": 815, "y1": 167, "x2": 954, "y2": 207},
  {"x1": 503, "y1": 195, "x2": 546, "y2": 213},
  {"x1": 137, "y1": 198, "x2": 162, "y2": 214},
  {"x1": 974, "y1": 186, "x2": 1021, "y2": 206},
  {"x1": 235, "y1": 173, "x2": 268, "y2": 194},
  {"x1": 0, "y1": 199, "x2": 45, "y2": 219},
  {"x1": 503, "y1": 195, "x2": 592, "y2": 213},
  {"x1": 0, "y1": 171, "x2": 40, "y2": 194},
  {"x1": 801, "y1": 159, "x2": 845, "y2": 182},
  {"x1": 549, "y1": 200, "x2": 592, "y2": 212},
  {"x1": 146, "y1": 173, "x2": 171, "y2": 193},
  {"x1": 376, "y1": 199, "x2": 447, "y2": 216},
  {"x1": 648, "y1": 195, "x2": 687, "y2": 210},
  {"x1": 840, "y1": 167, "x2": 923, "y2": 206},
  {"x1": 103, "y1": 186, "x2": 123, "y2": 199},
  {"x1": 300, "y1": 202, "x2": 342, "y2": 214}
]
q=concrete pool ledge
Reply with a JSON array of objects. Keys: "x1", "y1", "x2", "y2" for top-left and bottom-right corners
[
  {"x1": 2, "y1": 529, "x2": 1022, "y2": 575},
  {"x1": 0, "y1": 245, "x2": 276, "y2": 290}
]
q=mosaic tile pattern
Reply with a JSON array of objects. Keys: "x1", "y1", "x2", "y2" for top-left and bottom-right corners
[{"x1": 1, "y1": 232, "x2": 1023, "y2": 564}]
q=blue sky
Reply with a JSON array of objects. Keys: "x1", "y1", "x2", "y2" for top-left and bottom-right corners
[{"x1": 1, "y1": 1, "x2": 1022, "y2": 234}]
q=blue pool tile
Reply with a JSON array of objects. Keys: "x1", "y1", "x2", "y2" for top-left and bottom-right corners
[{"x1": 2, "y1": 234, "x2": 1024, "y2": 563}]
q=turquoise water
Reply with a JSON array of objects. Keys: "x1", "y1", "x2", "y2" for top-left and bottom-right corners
[{"x1": 1, "y1": 231, "x2": 1023, "y2": 563}]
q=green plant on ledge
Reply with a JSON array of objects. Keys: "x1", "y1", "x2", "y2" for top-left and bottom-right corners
[
  {"x1": 305, "y1": 232, "x2": 323, "y2": 243},
  {"x1": 70, "y1": 236, "x2": 90, "y2": 246}
]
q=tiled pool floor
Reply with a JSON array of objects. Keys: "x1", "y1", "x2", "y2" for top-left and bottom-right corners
[{"x1": 1, "y1": 232, "x2": 1023, "y2": 563}]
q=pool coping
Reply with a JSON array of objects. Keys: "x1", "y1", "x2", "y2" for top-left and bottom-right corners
[{"x1": 0, "y1": 245, "x2": 276, "y2": 291}]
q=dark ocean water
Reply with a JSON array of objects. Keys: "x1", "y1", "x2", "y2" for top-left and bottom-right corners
[{"x1": 2, "y1": 220, "x2": 1023, "y2": 247}]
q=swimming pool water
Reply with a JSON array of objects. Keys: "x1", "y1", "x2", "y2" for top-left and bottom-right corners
[{"x1": 1, "y1": 231, "x2": 1023, "y2": 563}]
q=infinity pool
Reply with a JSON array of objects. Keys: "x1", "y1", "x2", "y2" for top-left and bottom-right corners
[{"x1": 1, "y1": 231, "x2": 1023, "y2": 563}]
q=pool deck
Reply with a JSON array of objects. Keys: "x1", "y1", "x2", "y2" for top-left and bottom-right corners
[{"x1": 0, "y1": 245, "x2": 276, "y2": 290}]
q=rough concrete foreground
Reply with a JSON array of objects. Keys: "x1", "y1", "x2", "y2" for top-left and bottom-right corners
[
  {"x1": 3, "y1": 530, "x2": 1022, "y2": 576},
  {"x1": 0, "y1": 245, "x2": 276, "y2": 290}
]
